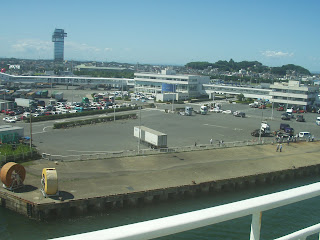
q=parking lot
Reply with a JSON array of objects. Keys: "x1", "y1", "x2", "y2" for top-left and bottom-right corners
[{"x1": 3, "y1": 95, "x2": 318, "y2": 157}]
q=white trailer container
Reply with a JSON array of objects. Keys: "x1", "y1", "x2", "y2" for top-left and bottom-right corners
[
  {"x1": 134, "y1": 126, "x2": 167, "y2": 148},
  {"x1": 15, "y1": 98, "x2": 34, "y2": 107}
]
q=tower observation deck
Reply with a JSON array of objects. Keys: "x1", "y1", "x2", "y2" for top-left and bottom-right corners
[{"x1": 52, "y1": 29, "x2": 67, "y2": 62}]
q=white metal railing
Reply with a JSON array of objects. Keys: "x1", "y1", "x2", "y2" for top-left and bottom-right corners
[{"x1": 51, "y1": 182, "x2": 320, "y2": 240}]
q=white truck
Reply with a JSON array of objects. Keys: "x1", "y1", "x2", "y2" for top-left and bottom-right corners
[
  {"x1": 15, "y1": 98, "x2": 34, "y2": 107},
  {"x1": 134, "y1": 126, "x2": 167, "y2": 148},
  {"x1": 200, "y1": 105, "x2": 208, "y2": 115}
]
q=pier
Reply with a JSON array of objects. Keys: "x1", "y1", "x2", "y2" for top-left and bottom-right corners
[{"x1": 1, "y1": 141, "x2": 320, "y2": 221}]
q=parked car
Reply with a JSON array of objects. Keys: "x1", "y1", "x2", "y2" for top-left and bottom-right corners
[
  {"x1": 277, "y1": 107, "x2": 284, "y2": 111},
  {"x1": 5, "y1": 117, "x2": 16, "y2": 123},
  {"x1": 296, "y1": 115, "x2": 305, "y2": 122},
  {"x1": 233, "y1": 111, "x2": 246, "y2": 118},
  {"x1": 281, "y1": 113, "x2": 291, "y2": 120},
  {"x1": 258, "y1": 105, "x2": 266, "y2": 109},
  {"x1": 299, "y1": 132, "x2": 311, "y2": 138}
]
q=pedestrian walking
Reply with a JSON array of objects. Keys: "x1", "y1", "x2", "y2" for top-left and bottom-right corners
[
  {"x1": 287, "y1": 137, "x2": 290, "y2": 145},
  {"x1": 210, "y1": 138, "x2": 213, "y2": 144},
  {"x1": 280, "y1": 144, "x2": 282, "y2": 152},
  {"x1": 194, "y1": 142, "x2": 197, "y2": 147},
  {"x1": 276, "y1": 143, "x2": 280, "y2": 152}
]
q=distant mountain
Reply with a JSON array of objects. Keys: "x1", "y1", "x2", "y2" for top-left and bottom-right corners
[{"x1": 185, "y1": 59, "x2": 311, "y2": 75}]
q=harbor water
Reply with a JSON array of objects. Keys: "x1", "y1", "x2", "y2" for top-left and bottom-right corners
[{"x1": 1, "y1": 176, "x2": 320, "y2": 240}]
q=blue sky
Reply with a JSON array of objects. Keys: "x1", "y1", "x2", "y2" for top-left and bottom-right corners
[{"x1": 1, "y1": 0, "x2": 320, "y2": 71}]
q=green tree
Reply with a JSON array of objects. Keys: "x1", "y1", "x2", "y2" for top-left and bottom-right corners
[{"x1": 236, "y1": 93, "x2": 245, "y2": 102}]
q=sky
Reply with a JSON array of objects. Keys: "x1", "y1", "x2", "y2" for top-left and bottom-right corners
[{"x1": 1, "y1": 0, "x2": 320, "y2": 71}]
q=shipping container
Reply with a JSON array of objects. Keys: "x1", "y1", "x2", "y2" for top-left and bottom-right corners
[{"x1": 134, "y1": 126, "x2": 167, "y2": 148}]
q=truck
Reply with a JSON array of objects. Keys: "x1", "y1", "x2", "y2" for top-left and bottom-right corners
[
  {"x1": 275, "y1": 123, "x2": 294, "y2": 137},
  {"x1": 51, "y1": 92, "x2": 64, "y2": 101},
  {"x1": 82, "y1": 97, "x2": 90, "y2": 104},
  {"x1": 200, "y1": 105, "x2": 208, "y2": 115},
  {"x1": 15, "y1": 98, "x2": 35, "y2": 108},
  {"x1": 134, "y1": 126, "x2": 167, "y2": 148},
  {"x1": 251, "y1": 121, "x2": 271, "y2": 137},
  {"x1": 185, "y1": 106, "x2": 193, "y2": 116}
]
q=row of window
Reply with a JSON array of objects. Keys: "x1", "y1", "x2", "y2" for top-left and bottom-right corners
[{"x1": 135, "y1": 76, "x2": 188, "y2": 82}]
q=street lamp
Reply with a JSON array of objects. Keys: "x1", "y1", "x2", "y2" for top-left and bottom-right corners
[
  {"x1": 29, "y1": 103, "x2": 32, "y2": 153},
  {"x1": 138, "y1": 107, "x2": 141, "y2": 154}
]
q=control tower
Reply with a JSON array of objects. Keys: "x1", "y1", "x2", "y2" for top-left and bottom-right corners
[{"x1": 52, "y1": 29, "x2": 67, "y2": 62}]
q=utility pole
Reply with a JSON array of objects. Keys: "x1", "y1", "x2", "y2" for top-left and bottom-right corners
[
  {"x1": 29, "y1": 105, "x2": 32, "y2": 153},
  {"x1": 138, "y1": 107, "x2": 141, "y2": 154}
]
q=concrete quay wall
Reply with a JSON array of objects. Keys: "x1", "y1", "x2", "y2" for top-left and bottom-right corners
[{"x1": 1, "y1": 164, "x2": 319, "y2": 221}]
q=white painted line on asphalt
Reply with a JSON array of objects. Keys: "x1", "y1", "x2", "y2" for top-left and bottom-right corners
[
  {"x1": 67, "y1": 150, "x2": 116, "y2": 153},
  {"x1": 33, "y1": 131, "x2": 46, "y2": 135},
  {"x1": 203, "y1": 123, "x2": 228, "y2": 129}
]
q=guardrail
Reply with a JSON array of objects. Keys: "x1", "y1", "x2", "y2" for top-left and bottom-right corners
[
  {"x1": 43, "y1": 139, "x2": 277, "y2": 162},
  {"x1": 51, "y1": 182, "x2": 320, "y2": 240},
  {"x1": 43, "y1": 138, "x2": 316, "y2": 162}
]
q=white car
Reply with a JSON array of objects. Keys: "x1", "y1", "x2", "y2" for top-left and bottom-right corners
[
  {"x1": 210, "y1": 108, "x2": 222, "y2": 113},
  {"x1": 3, "y1": 117, "x2": 9, "y2": 121},
  {"x1": 222, "y1": 110, "x2": 232, "y2": 114},
  {"x1": 5, "y1": 118, "x2": 16, "y2": 123}
]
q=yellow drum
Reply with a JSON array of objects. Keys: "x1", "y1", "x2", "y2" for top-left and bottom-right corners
[{"x1": 41, "y1": 168, "x2": 58, "y2": 195}]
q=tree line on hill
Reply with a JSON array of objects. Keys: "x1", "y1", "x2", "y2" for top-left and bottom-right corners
[{"x1": 185, "y1": 59, "x2": 311, "y2": 75}]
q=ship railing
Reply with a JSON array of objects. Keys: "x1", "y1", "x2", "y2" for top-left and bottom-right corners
[{"x1": 51, "y1": 182, "x2": 320, "y2": 240}]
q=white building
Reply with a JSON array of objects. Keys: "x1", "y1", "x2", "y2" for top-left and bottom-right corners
[
  {"x1": 134, "y1": 68, "x2": 210, "y2": 100},
  {"x1": 203, "y1": 84, "x2": 272, "y2": 100},
  {"x1": 269, "y1": 80, "x2": 319, "y2": 109},
  {"x1": 0, "y1": 72, "x2": 134, "y2": 88}
]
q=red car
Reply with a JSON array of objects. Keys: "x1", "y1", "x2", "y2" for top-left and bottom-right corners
[
  {"x1": 258, "y1": 105, "x2": 266, "y2": 109},
  {"x1": 2, "y1": 109, "x2": 15, "y2": 115},
  {"x1": 299, "y1": 109, "x2": 307, "y2": 113},
  {"x1": 277, "y1": 107, "x2": 284, "y2": 111}
]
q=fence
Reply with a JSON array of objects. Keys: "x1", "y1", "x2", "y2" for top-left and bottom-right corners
[
  {"x1": 43, "y1": 138, "x2": 279, "y2": 162},
  {"x1": 0, "y1": 150, "x2": 36, "y2": 165},
  {"x1": 51, "y1": 182, "x2": 320, "y2": 240}
]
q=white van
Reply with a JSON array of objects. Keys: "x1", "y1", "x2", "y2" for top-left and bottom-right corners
[
  {"x1": 316, "y1": 117, "x2": 320, "y2": 126},
  {"x1": 298, "y1": 132, "x2": 311, "y2": 138}
]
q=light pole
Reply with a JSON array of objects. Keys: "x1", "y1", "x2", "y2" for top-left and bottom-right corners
[
  {"x1": 138, "y1": 107, "x2": 141, "y2": 154},
  {"x1": 29, "y1": 103, "x2": 32, "y2": 153},
  {"x1": 171, "y1": 95, "x2": 174, "y2": 112}
]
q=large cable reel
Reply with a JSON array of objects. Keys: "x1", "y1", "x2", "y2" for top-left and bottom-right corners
[
  {"x1": 0, "y1": 162, "x2": 26, "y2": 190},
  {"x1": 41, "y1": 168, "x2": 58, "y2": 197}
]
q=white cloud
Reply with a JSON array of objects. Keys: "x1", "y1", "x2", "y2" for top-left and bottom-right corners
[
  {"x1": 104, "y1": 48, "x2": 112, "y2": 51},
  {"x1": 12, "y1": 39, "x2": 52, "y2": 52},
  {"x1": 262, "y1": 50, "x2": 294, "y2": 58},
  {"x1": 65, "y1": 41, "x2": 102, "y2": 52}
]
